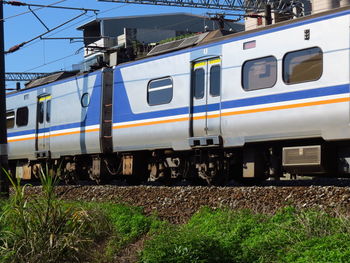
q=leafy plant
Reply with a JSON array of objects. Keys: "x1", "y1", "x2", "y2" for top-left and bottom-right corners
[
  {"x1": 0, "y1": 168, "x2": 111, "y2": 263},
  {"x1": 158, "y1": 33, "x2": 197, "y2": 44}
]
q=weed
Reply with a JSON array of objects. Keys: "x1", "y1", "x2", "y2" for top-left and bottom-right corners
[
  {"x1": 0, "y1": 168, "x2": 111, "y2": 263},
  {"x1": 140, "y1": 206, "x2": 350, "y2": 263},
  {"x1": 84, "y1": 202, "x2": 164, "y2": 262}
]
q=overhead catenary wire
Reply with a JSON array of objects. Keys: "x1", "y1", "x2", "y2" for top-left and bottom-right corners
[
  {"x1": 17, "y1": 12, "x2": 96, "y2": 52},
  {"x1": 3, "y1": 0, "x2": 101, "y2": 53},
  {"x1": 13, "y1": 4, "x2": 128, "y2": 54},
  {"x1": 5, "y1": 11, "x2": 88, "y2": 53},
  {"x1": 20, "y1": 4, "x2": 130, "y2": 72},
  {"x1": 44, "y1": 3, "x2": 129, "y2": 39},
  {"x1": 24, "y1": 49, "x2": 83, "y2": 72},
  {"x1": 5, "y1": 3, "x2": 128, "y2": 53},
  {"x1": 0, "y1": 0, "x2": 67, "y2": 22},
  {"x1": 1, "y1": 1, "x2": 98, "y2": 13}
]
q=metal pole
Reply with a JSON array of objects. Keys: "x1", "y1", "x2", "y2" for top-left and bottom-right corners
[
  {"x1": 0, "y1": 1, "x2": 9, "y2": 198},
  {"x1": 265, "y1": 4, "x2": 272, "y2": 25}
]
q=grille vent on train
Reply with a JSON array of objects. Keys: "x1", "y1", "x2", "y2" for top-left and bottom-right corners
[
  {"x1": 282, "y1": 145, "x2": 321, "y2": 166},
  {"x1": 25, "y1": 71, "x2": 79, "y2": 89},
  {"x1": 147, "y1": 32, "x2": 209, "y2": 56}
]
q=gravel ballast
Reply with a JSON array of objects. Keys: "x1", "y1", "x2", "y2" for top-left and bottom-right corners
[{"x1": 23, "y1": 185, "x2": 350, "y2": 223}]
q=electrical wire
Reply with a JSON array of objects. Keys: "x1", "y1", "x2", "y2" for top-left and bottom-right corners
[
  {"x1": 0, "y1": 0, "x2": 67, "y2": 22},
  {"x1": 46, "y1": 13, "x2": 96, "y2": 37},
  {"x1": 24, "y1": 49, "x2": 83, "y2": 72},
  {"x1": 98, "y1": 3, "x2": 129, "y2": 15},
  {"x1": 6, "y1": 11, "x2": 87, "y2": 53},
  {"x1": 17, "y1": 4, "x2": 129, "y2": 51},
  {"x1": 18, "y1": 4, "x2": 129, "y2": 43},
  {"x1": 45, "y1": 3, "x2": 130, "y2": 37},
  {"x1": 15, "y1": 12, "x2": 95, "y2": 52}
]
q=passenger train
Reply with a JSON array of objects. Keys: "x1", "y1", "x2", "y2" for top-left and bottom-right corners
[{"x1": 6, "y1": 6, "x2": 350, "y2": 184}]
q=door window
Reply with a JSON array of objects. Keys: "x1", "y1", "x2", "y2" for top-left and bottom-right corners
[
  {"x1": 193, "y1": 68, "x2": 205, "y2": 99},
  {"x1": 210, "y1": 65, "x2": 221, "y2": 96}
]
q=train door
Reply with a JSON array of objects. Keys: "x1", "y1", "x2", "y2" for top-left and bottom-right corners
[
  {"x1": 190, "y1": 58, "x2": 221, "y2": 139},
  {"x1": 35, "y1": 95, "x2": 51, "y2": 158}
]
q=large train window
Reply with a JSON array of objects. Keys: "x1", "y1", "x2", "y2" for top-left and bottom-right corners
[
  {"x1": 242, "y1": 56, "x2": 277, "y2": 91},
  {"x1": 6, "y1": 111, "x2": 15, "y2": 129},
  {"x1": 193, "y1": 68, "x2": 205, "y2": 99},
  {"x1": 16, "y1": 107, "x2": 28, "y2": 127},
  {"x1": 283, "y1": 47, "x2": 323, "y2": 84},
  {"x1": 210, "y1": 65, "x2": 221, "y2": 96},
  {"x1": 147, "y1": 77, "x2": 173, "y2": 106}
]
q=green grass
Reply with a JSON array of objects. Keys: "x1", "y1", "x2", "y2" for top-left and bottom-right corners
[
  {"x1": 77, "y1": 202, "x2": 164, "y2": 262},
  {"x1": 0, "y1": 198, "x2": 162, "y2": 263},
  {"x1": 140, "y1": 206, "x2": 350, "y2": 263},
  {"x1": 1, "y1": 169, "x2": 350, "y2": 263}
]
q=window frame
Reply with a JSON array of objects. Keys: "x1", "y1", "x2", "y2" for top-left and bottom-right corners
[
  {"x1": 241, "y1": 55, "x2": 278, "y2": 92},
  {"x1": 282, "y1": 46, "x2": 323, "y2": 85},
  {"x1": 147, "y1": 76, "x2": 173, "y2": 106}
]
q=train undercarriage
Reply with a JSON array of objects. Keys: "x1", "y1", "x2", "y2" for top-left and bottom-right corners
[{"x1": 9, "y1": 138, "x2": 350, "y2": 185}]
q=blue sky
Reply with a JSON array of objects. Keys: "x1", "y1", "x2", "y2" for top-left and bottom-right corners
[{"x1": 4, "y1": 0, "x2": 215, "y2": 89}]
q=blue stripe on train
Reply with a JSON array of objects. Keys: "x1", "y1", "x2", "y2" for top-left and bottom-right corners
[{"x1": 8, "y1": 83, "x2": 349, "y2": 139}]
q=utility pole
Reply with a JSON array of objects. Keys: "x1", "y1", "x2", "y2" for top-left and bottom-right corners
[{"x1": 0, "y1": 1, "x2": 9, "y2": 198}]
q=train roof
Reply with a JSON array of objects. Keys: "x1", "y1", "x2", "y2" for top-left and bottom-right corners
[{"x1": 6, "y1": 70, "x2": 81, "y2": 95}]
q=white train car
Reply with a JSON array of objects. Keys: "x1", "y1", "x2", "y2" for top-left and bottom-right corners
[
  {"x1": 6, "y1": 6, "x2": 350, "y2": 184},
  {"x1": 6, "y1": 70, "x2": 107, "y2": 180},
  {"x1": 111, "y1": 6, "x2": 350, "y2": 183}
]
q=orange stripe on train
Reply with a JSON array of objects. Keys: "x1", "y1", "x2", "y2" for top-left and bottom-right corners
[
  {"x1": 8, "y1": 97, "x2": 349, "y2": 142},
  {"x1": 8, "y1": 128, "x2": 100, "y2": 143}
]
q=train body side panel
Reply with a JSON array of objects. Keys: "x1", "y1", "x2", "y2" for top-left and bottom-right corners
[
  {"x1": 220, "y1": 11, "x2": 350, "y2": 146},
  {"x1": 49, "y1": 71, "x2": 102, "y2": 158},
  {"x1": 7, "y1": 91, "x2": 37, "y2": 160},
  {"x1": 7, "y1": 71, "x2": 102, "y2": 160},
  {"x1": 112, "y1": 9, "x2": 350, "y2": 151},
  {"x1": 112, "y1": 53, "x2": 191, "y2": 151}
]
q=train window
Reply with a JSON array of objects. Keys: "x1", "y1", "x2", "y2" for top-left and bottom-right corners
[
  {"x1": 16, "y1": 107, "x2": 29, "y2": 127},
  {"x1": 46, "y1": 100, "x2": 51, "y2": 123},
  {"x1": 81, "y1": 93, "x2": 90, "y2": 107},
  {"x1": 283, "y1": 47, "x2": 323, "y2": 84},
  {"x1": 242, "y1": 56, "x2": 277, "y2": 91},
  {"x1": 38, "y1": 102, "x2": 44, "y2": 124},
  {"x1": 193, "y1": 68, "x2": 205, "y2": 99},
  {"x1": 6, "y1": 111, "x2": 15, "y2": 129},
  {"x1": 147, "y1": 77, "x2": 173, "y2": 106},
  {"x1": 210, "y1": 65, "x2": 221, "y2": 97}
]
